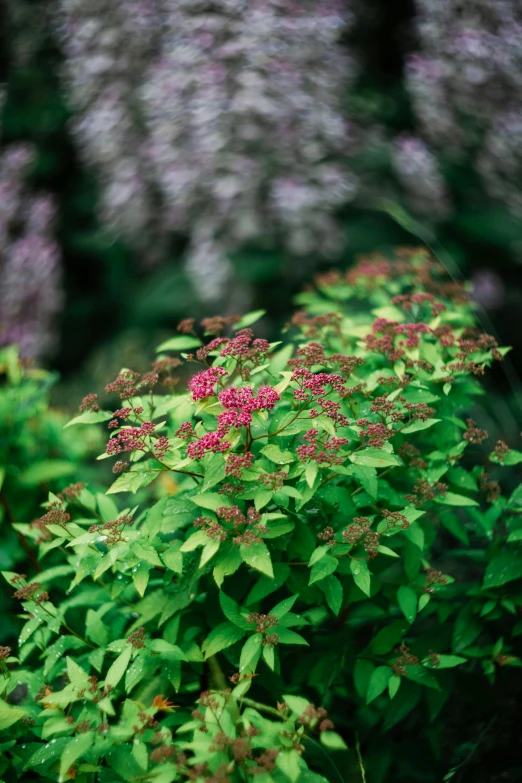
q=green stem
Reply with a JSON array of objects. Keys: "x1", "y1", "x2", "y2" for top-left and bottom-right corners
[
  {"x1": 356, "y1": 733, "x2": 367, "y2": 783},
  {"x1": 238, "y1": 697, "x2": 285, "y2": 720}
]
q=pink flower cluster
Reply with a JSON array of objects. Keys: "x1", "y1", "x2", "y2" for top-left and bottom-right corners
[
  {"x1": 365, "y1": 318, "x2": 437, "y2": 358},
  {"x1": 292, "y1": 368, "x2": 345, "y2": 400},
  {"x1": 296, "y1": 430, "x2": 349, "y2": 466},
  {"x1": 188, "y1": 367, "x2": 229, "y2": 401},
  {"x1": 196, "y1": 329, "x2": 271, "y2": 378},
  {"x1": 225, "y1": 452, "x2": 254, "y2": 478},
  {"x1": 187, "y1": 384, "x2": 280, "y2": 461},
  {"x1": 106, "y1": 420, "x2": 157, "y2": 456},
  {"x1": 108, "y1": 406, "x2": 144, "y2": 429},
  {"x1": 0, "y1": 145, "x2": 62, "y2": 358},
  {"x1": 395, "y1": 323, "x2": 431, "y2": 349},
  {"x1": 356, "y1": 419, "x2": 394, "y2": 449}
]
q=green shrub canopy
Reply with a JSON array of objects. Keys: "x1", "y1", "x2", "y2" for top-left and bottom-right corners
[{"x1": 2, "y1": 249, "x2": 521, "y2": 783}]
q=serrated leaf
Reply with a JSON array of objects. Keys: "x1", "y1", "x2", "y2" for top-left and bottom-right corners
[
  {"x1": 232, "y1": 310, "x2": 266, "y2": 330},
  {"x1": 156, "y1": 336, "x2": 202, "y2": 352},
  {"x1": 425, "y1": 654, "x2": 466, "y2": 669},
  {"x1": 402, "y1": 418, "x2": 440, "y2": 434},
  {"x1": 213, "y1": 546, "x2": 243, "y2": 587},
  {"x1": 270, "y1": 595, "x2": 298, "y2": 619},
  {"x1": 149, "y1": 640, "x2": 187, "y2": 660},
  {"x1": 319, "y1": 575, "x2": 343, "y2": 616},
  {"x1": 239, "y1": 634, "x2": 263, "y2": 672},
  {"x1": 240, "y1": 542, "x2": 274, "y2": 578},
  {"x1": 320, "y1": 731, "x2": 348, "y2": 750},
  {"x1": 190, "y1": 493, "x2": 229, "y2": 511},
  {"x1": 261, "y1": 445, "x2": 295, "y2": 464},
  {"x1": 435, "y1": 493, "x2": 479, "y2": 507},
  {"x1": 0, "y1": 701, "x2": 27, "y2": 731},
  {"x1": 104, "y1": 644, "x2": 132, "y2": 689},
  {"x1": 64, "y1": 411, "x2": 113, "y2": 428},
  {"x1": 202, "y1": 622, "x2": 246, "y2": 659},
  {"x1": 397, "y1": 585, "x2": 417, "y2": 624},
  {"x1": 309, "y1": 555, "x2": 338, "y2": 586},
  {"x1": 350, "y1": 449, "x2": 402, "y2": 468},
  {"x1": 219, "y1": 593, "x2": 252, "y2": 630},
  {"x1": 200, "y1": 539, "x2": 221, "y2": 567},
  {"x1": 59, "y1": 732, "x2": 94, "y2": 780},
  {"x1": 350, "y1": 559, "x2": 371, "y2": 596},
  {"x1": 367, "y1": 666, "x2": 392, "y2": 703},
  {"x1": 277, "y1": 628, "x2": 309, "y2": 646},
  {"x1": 162, "y1": 542, "x2": 183, "y2": 574},
  {"x1": 484, "y1": 553, "x2": 522, "y2": 588}
]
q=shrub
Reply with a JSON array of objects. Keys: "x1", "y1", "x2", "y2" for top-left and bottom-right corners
[
  {"x1": 2, "y1": 249, "x2": 521, "y2": 783},
  {"x1": 0, "y1": 346, "x2": 102, "y2": 645}
]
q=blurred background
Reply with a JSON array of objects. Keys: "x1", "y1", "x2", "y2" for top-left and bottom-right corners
[{"x1": 0, "y1": 0, "x2": 521, "y2": 417}]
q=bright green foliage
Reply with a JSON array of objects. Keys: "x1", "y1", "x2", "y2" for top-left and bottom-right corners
[
  {"x1": 0, "y1": 347, "x2": 102, "y2": 644},
  {"x1": 1, "y1": 250, "x2": 521, "y2": 782}
]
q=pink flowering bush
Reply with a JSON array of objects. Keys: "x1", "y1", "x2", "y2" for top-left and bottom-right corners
[
  {"x1": 55, "y1": 0, "x2": 356, "y2": 300},
  {"x1": 0, "y1": 144, "x2": 63, "y2": 358},
  {"x1": 2, "y1": 248, "x2": 522, "y2": 782}
]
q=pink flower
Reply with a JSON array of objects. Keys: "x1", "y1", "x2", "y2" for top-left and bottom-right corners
[{"x1": 188, "y1": 367, "x2": 228, "y2": 401}]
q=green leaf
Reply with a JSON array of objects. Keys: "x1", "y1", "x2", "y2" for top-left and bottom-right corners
[
  {"x1": 388, "y1": 674, "x2": 401, "y2": 699},
  {"x1": 64, "y1": 410, "x2": 113, "y2": 428},
  {"x1": 277, "y1": 628, "x2": 309, "y2": 646},
  {"x1": 435, "y1": 492, "x2": 479, "y2": 507},
  {"x1": 491, "y1": 448, "x2": 522, "y2": 466},
  {"x1": 319, "y1": 575, "x2": 343, "y2": 616},
  {"x1": 239, "y1": 634, "x2": 263, "y2": 672},
  {"x1": 371, "y1": 620, "x2": 409, "y2": 655},
  {"x1": 142, "y1": 495, "x2": 169, "y2": 539},
  {"x1": 353, "y1": 660, "x2": 375, "y2": 699},
  {"x1": 162, "y1": 542, "x2": 183, "y2": 574},
  {"x1": 254, "y1": 490, "x2": 272, "y2": 511},
  {"x1": 0, "y1": 701, "x2": 27, "y2": 731},
  {"x1": 484, "y1": 552, "x2": 522, "y2": 588},
  {"x1": 190, "y1": 492, "x2": 229, "y2": 511},
  {"x1": 59, "y1": 731, "x2": 94, "y2": 780},
  {"x1": 180, "y1": 530, "x2": 208, "y2": 552},
  {"x1": 270, "y1": 595, "x2": 298, "y2": 619},
  {"x1": 425, "y1": 655, "x2": 466, "y2": 669},
  {"x1": 200, "y1": 539, "x2": 221, "y2": 567},
  {"x1": 309, "y1": 555, "x2": 338, "y2": 586},
  {"x1": 397, "y1": 586, "x2": 417, "y2": 624},
  {"x1": 283, "y1": 695, "x2": 311, "y2": 716},
  {"x1": 219, "y1": 593, "x2": 252, "y2": 630},
  {"x1": 262, "y1": 644, "x2": 276, "y2": 670},
  {"x1": 405, "y1": 666, "x2": 440, "y2": 690},
  {"x1": 261, "y1": 444, "x2": 295, "y2": 464},
  {"x1": 213, "y1": 545, "x2": 243, "y2": 587},
  {"x1": 350, "y1": 560, "x2": 371, "y2": 596},
  {"x1": 377, "y1": 545, "x2": 399, "y2": 558},
  {"x1": 202, "y1": 622, "x2": 246, "y2": 659},
  {"x1": 66, "y1": 657, "x2": 90, "y2": 688},
  {"x1": 149, "y1": 640, "x2": 187, "y2": 660},
  {"x1": 305, "y1": 462, "x2": 318, "y2": 488},
  {"x1": 156, "y1": 336, "x2": 202, "y2": 352},
  {"x1": 105, "y1": 644, "x2": 132, "y2": 689},
  {"x1": 367, "y1": 666, "x2": 392, "y2": 704},
  {"x1": 232, "y1": 309, "x2": 266, "y2": 330},
  {"x1": 19, "y1": 460, "x2": 76, "y2": 485},
  {"x1": 240, "y1": 542, "x2": 274, "y2": 578},
  {"x1": 276, "y1": 750, "x2": 302, "y2": 782},
  {"x1": 107, "y1": 470, "x2": 157, "y2": 495},
  {"x1": 200, "y1": 454, "x2": 227, "y2": 493},
  {"x1": 320, "y1": 731, "x2": 348, "y2": 750},
  {"x1": 401, "y1": 418, "x2": 440, "y2": 434},
  {"x1": 350, "y1": 448, "x2": 402, "y2": 469}
]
